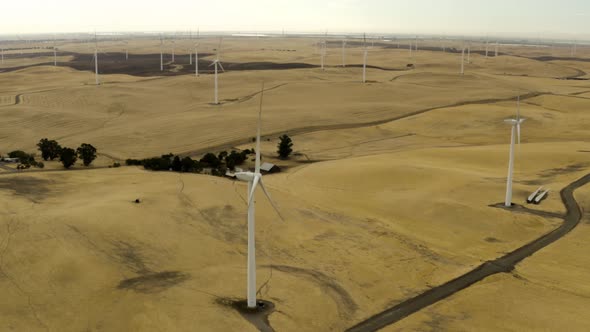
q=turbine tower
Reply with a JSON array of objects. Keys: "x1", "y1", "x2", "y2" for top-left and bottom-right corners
[
  {"x1": 495, "y1": 41, "x2": 499, "y2": 57},
  {"x1": 93, "y1": 33, "x2": 99, "y2": 85},
  {"x1": 235, "y1": 84, "x2": 283, "y2": 309},
  {"x1": 53, "y1": 37, "x2": 58, "y2": 66},
  {"x1": 504, "y1": 96, "x2": 525, "y2": 207},
  {"x1": 195, "y1": 44, "x2": 199, "y2": 77},
  {"x1": 341, "y1": 40, "x2": 346, "y2": 67},
  {"x1": 320, "y1": 41, "x2": 326, "y2": 70},
  {"x1": 460, "y1": 47, "x2": 465, "y2": 75},
  {"x1": 362, "y1": 34, "x2": 368, "y2": 83},
  {"x1": 160, "y1": 35, "x2": 164, "y2": 71},
  {"x1": 209, "y1": 39, "x2": 225, "y2": 104}
]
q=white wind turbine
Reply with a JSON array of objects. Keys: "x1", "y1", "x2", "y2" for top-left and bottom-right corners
[
  {"x1": 341, "y1": 39, "x2": 347, "y2": 67},
  {"x1": 159, "y1": 35, "x2": 164, "y2": 71},
  {"x1": 235, "y1": 84, "x2": 283, "y2": 309},
  {"x1": 195, "y1": 43, "x2": 200, "y2": 77},
  {"x1": 362, "y1": 34, "x2": 368, "y2": 83},
  {"x1": 320, "y1": 40, "x2": 326, "y2": 70},
  {"x1": 171, "y1": 36, "x2": 176, "y2": 63},
  {"x1": 53, "y1": 36, "x2": 58, "y2": 66},
  {"x1": 495, "y1": 41, "x2": 499, "y2": 57},
  {"x1": 460, "y1": 47, "x2": 465, "y2": 75},
  {"x1": 504, "y1": 96, "x2": 525, "y2": 207},
  {"x1": 93, "y1": 33, "x2": 99, "y2": 85},
  {"x1": 209, "y1": 39, "x2": 225, "y2": 104}
]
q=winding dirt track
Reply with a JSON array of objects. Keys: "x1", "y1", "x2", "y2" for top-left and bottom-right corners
[{"x1": 346, "y1": 173, "x2": 590, "y2": 332}]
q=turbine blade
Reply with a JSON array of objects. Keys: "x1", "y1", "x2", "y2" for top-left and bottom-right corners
[
  {"x1": 255, "y1": 83, "x2": 264, "y2": 174},
  {"x1": 218, "y1": 62, "x2": 225, "y2": 72},
  {"x1": 517, "y1": 123, "x2": 521, "y2": 146},
  {"x1": 259, "y1": 178, "x2": 284, "y2": 221},
  {"x1": 248, "y1": 176, "x2": 260, "y2": 207}
]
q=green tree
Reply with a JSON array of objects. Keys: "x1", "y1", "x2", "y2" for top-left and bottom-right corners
[
  {"x1": 36, "y1": 138, "x2": 62, "y2": 161},
  {"x1": 277, "y1": 134, "x2": 293, "y2": 159},
  {"x1": 59, "y1": 147, "x2": 77, "y2": 169},
  {"x1": 171, "y1": 155, "x2": 182, "y2": 172},
  {"x1": 76, "y1": 143, "x2": 97, "y2": 166}
]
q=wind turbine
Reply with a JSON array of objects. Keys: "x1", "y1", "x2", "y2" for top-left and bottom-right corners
[
  {"x1": 504, "y1": 96, "x2": 525, "y2": 207},
  {"x1": 159, "y1": 35, "x2": 164, "y2": 71},
  {"x1": 93, "y1": 33, "x2": 99, "y2": 85},
  {"x1": 53, "y1": 36, "x2": 58, "y2": 66},
  {"x1": 209, "y1": 39, "x2": 225, "y2": 104},
  {"x1": 362, "y1": 34, "x2": 368, "y2": 83},
  {"x1": 320, "y1": 40, "x2": 326, "y2": 70},
  {"x1": 341, "y1": 39, "x2": 346, "y2": 67},
  {"x1": 460, "y1": 47, "x2": 465, "y2": 75},
  {"x1": 195, "y1": 43, "x2": 200, "y2": 77},
  {"x1": 467, "y1": 43, "x2": 471, "y2": 63},
  {"x1": 172, "y1": 34, "x2": 176, "y2": 63},
  {"x1": 495, "y1": 41, "x2": 499, "y2": 57},
  {"x1": 235, "y1": 84, "x2": 283, "y2": 309},
  {"x1": 125, "y1": 41, "x2": 128, "y2": 61}
]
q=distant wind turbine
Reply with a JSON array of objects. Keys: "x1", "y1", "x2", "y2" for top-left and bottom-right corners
[
  {"x1": 495, "y1": 41, "x2": 499, "y2": 57},
  {"x1": 362, "y1": 34, "x2": 368, "y2": 83},
  {"x1": 341, "y1": 40, "x2": 346, "y2": 67},
  {"x1": 504, "y1": 96, "x2": 525, "y2": 207},
  {"x1": 467, "y1": 43, "x2": 471, "y2": 63},
  {"x1": 460, "y1": 47, "x2": 465, "y2": 75},
  {"x1": 171, "y1": 38, "x2": 175, "y2": 63},
  {"x1": 53, "y1": 36, "x2": 58, "y2": 66},
  {"x1": 160, "y1": 35, "x2": 164, "y2": 71},
  {"x1": 235, "y1": 83, "x2": 284, "y2": 309},
  {"x1": 320, "y1": 41, "x2": 326, "y2": 70},
  {"x1": 209, "y1": 39, "x2": 225, "y2": 104},
  {"x1": 195, "y1": 44, "x2": 199, "y2": 77},
  {"x1": 93, "y1": 33, "x2": 99, "y2": 85}
]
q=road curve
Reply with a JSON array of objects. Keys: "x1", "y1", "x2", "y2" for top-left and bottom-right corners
[{"x1": 346, "y1": 172, "x2": 590, "y2": 332}]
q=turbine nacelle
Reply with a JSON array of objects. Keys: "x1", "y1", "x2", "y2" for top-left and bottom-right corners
[{"x1": 235, "y1": 171, "x2": 256, "y2": 182}]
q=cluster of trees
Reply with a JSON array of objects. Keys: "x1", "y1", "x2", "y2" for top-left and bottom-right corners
[
  {"x1": 124, "y1": 134, "x2": 294, "y2": 176},
  {"x1": 36, "y1": 138, "x2": 97, "y2": 169},
  {"x1": 126, "y1": 149, "x2": 254, "y2": 176}
]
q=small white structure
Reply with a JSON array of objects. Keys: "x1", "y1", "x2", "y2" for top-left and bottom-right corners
[{"x1": 1, "y1": 157, "x2": 19, "y2": 163}]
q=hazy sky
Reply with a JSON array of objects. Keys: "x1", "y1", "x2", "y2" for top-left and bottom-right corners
[{"x1": 2, "y1": 0, "x2": 589, "y2": 39}]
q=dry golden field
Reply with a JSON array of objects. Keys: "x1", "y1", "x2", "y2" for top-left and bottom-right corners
[{"x1": 0, "y1": 37, "x2": 589, "y2": 331}]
